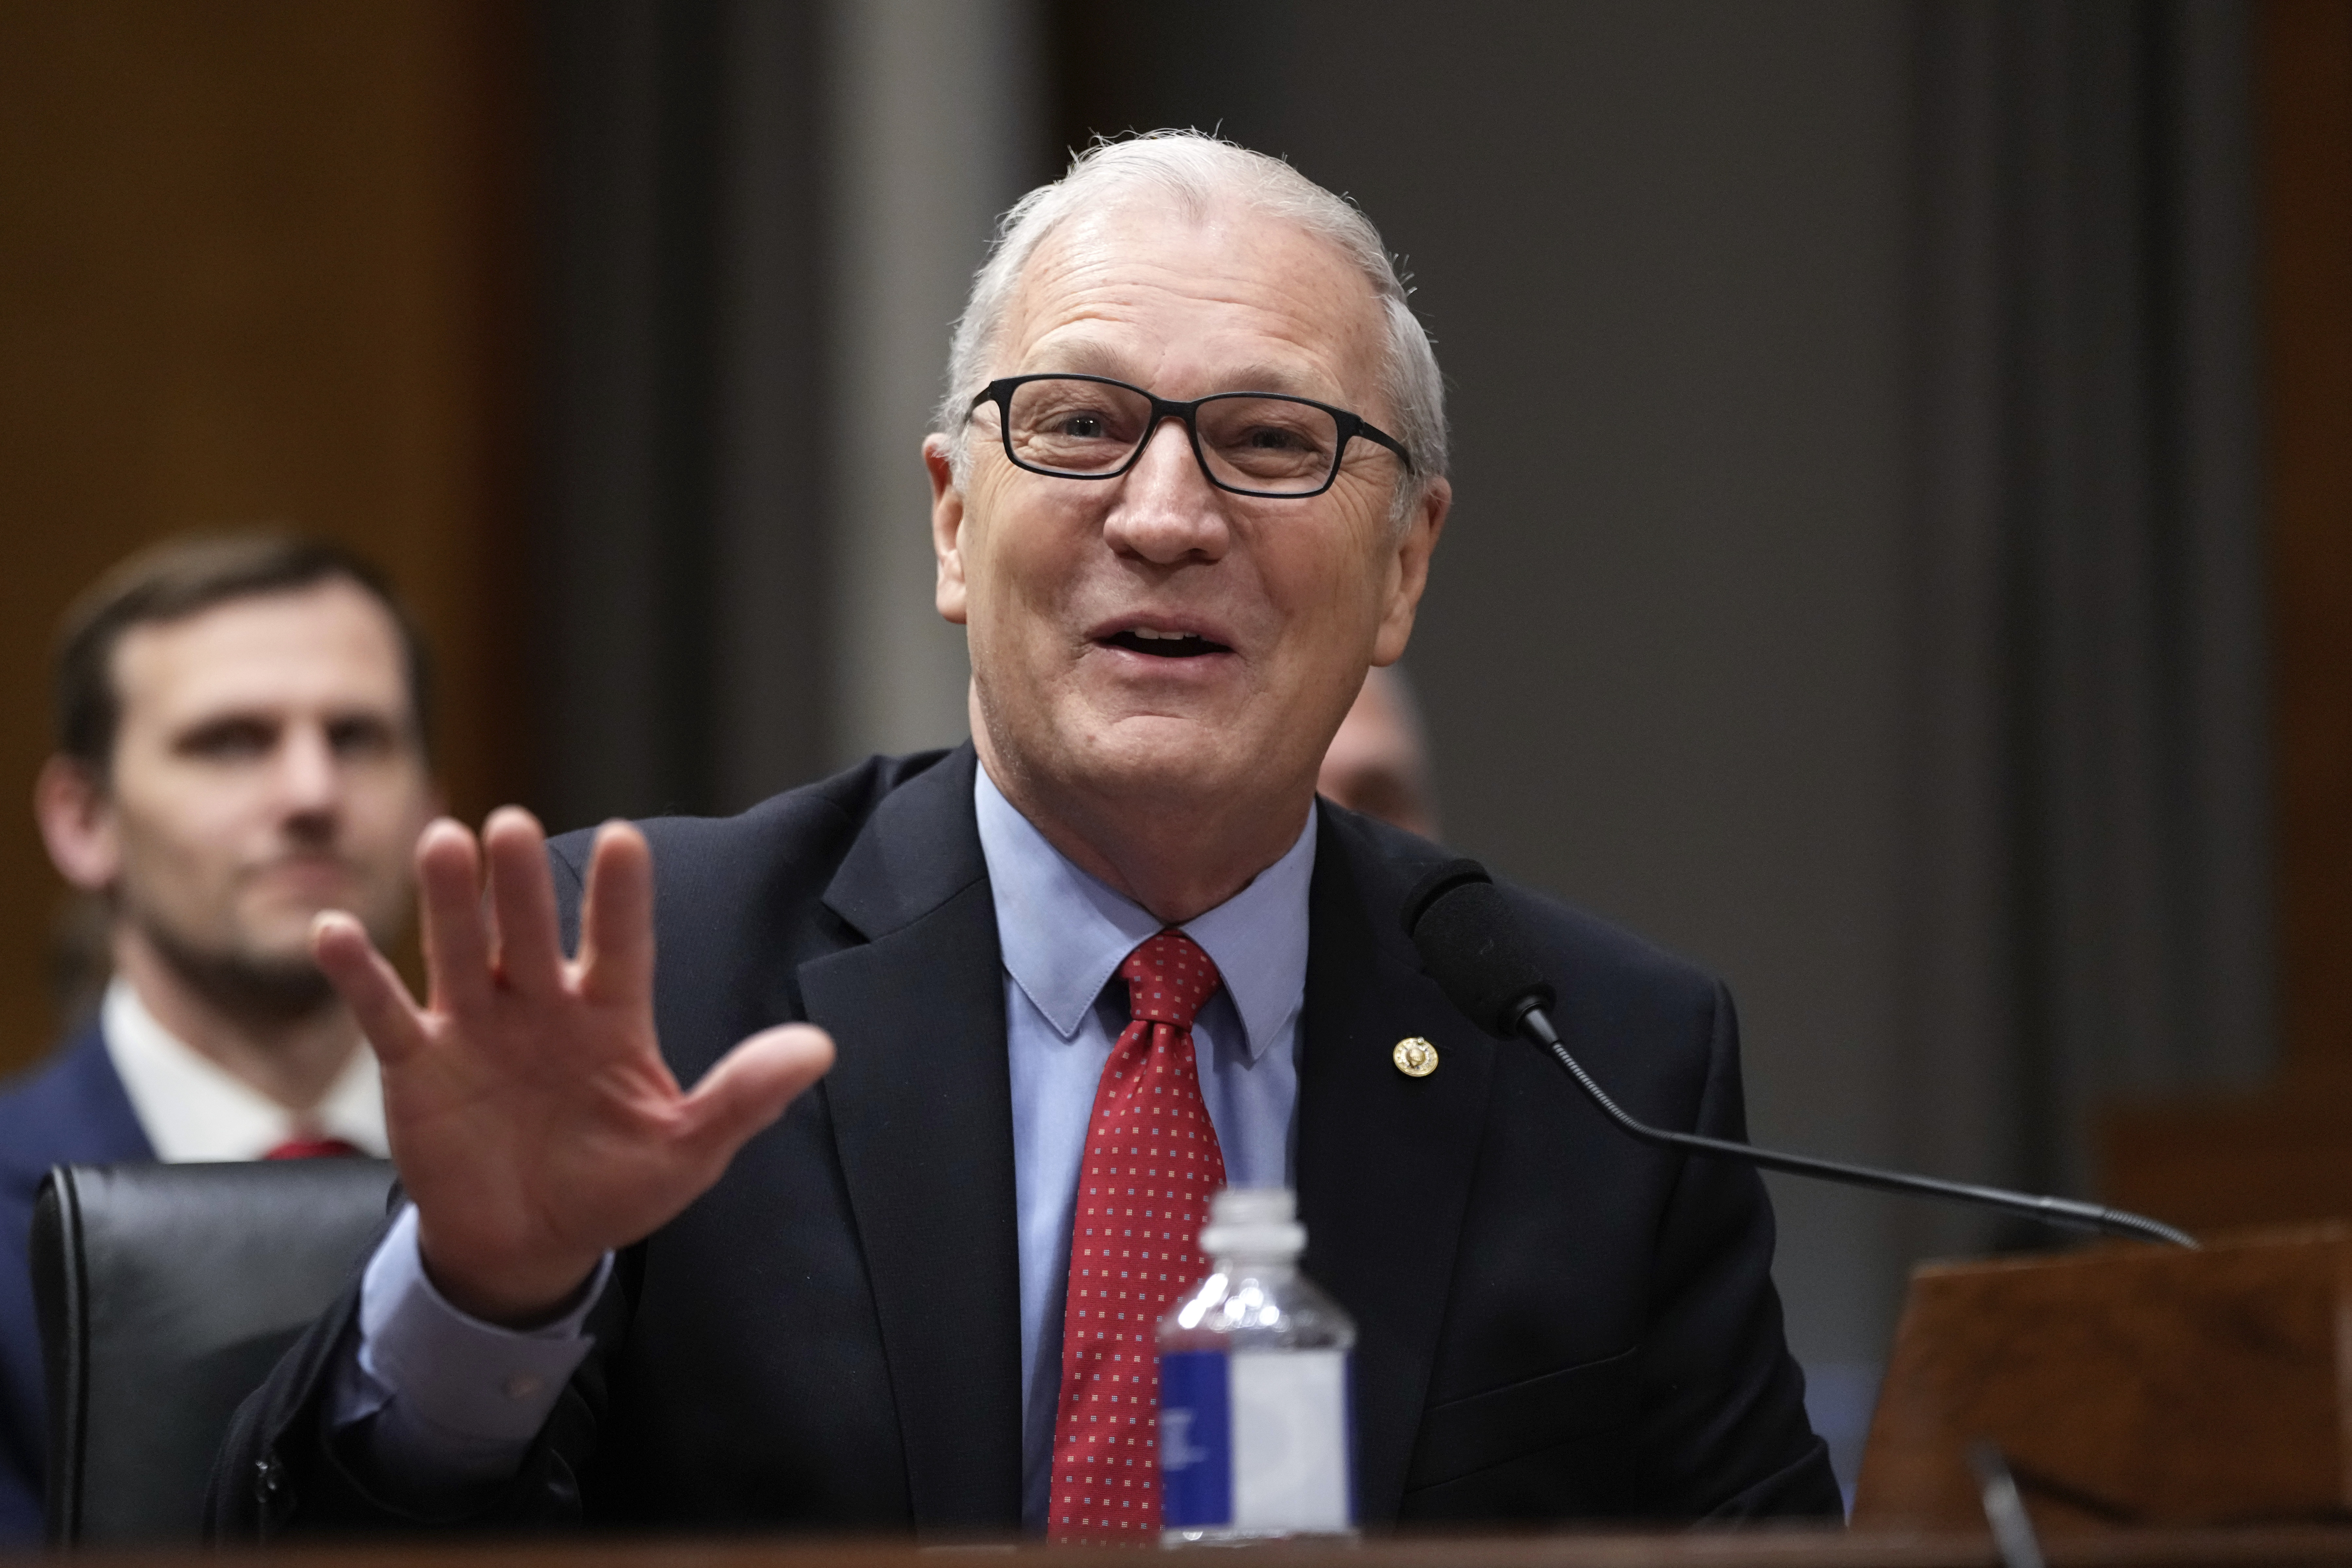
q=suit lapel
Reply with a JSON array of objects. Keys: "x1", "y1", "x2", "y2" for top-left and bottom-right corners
[
  {"x1": 1295, "y1": 808, "x2": 1496, "y2": 1524},
  {"x1": 797, "y1": 747, "x2": 1025, "y2": 1531}
]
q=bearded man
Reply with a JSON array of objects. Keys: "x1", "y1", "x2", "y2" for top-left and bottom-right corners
[{"x1": 0, "y1": 536, "x2": 438, "y2": 1541}]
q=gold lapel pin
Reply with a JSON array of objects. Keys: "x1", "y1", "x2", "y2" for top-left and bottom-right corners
[{"x1": 1393, "y1": 1037, "x2": 1439, "y2": 1078}]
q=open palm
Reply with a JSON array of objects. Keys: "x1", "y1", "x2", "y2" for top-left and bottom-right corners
[{"x1": 312, "y1": 808, "x2": 834, "y2": 1324}]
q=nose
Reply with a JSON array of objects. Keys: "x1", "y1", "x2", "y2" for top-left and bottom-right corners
[
  {"x1": 276, "y1": 722, "x2": 342, "y2": 838},
  {"x1": 1101, "y1": 417, "x2": 1232, "y2": 565}
]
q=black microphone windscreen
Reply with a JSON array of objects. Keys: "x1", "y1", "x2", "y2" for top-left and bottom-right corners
[{"x1": 1403, "y1": 859, "x2": 1557, "y2": 1037}]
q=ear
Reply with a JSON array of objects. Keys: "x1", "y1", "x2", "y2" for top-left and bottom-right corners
[
  {"x1": 927, "y1": 434, "x2": 971, "y2": 627},
  {"x1": 1371, "y1": 475, "x2": 1452, "y2": 667},
  {"x1": 35, "y1": 755, "x2": 121, "y2": 892}
]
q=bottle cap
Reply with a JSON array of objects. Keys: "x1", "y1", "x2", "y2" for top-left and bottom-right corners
[{"x1": 1199, "y1": 1186, "x2": 1307, "y2": 1259}]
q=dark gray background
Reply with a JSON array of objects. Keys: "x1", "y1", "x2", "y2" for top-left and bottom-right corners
[{"x1": 530, "y1": 0, "x2": 2275, "y2": 1493}]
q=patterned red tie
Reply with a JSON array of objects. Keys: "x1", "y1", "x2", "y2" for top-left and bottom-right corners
[{"x1": 1049, "y1": 930, "x2": 1227, "y2": 1543}]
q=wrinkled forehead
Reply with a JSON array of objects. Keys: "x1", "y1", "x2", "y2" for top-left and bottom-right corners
[{"x1": 998, "y1": 196, "x2": 1390, "y2": 408}]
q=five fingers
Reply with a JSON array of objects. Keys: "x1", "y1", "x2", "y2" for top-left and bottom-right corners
[
  {"x1": 383, "y1": 804, "x2": 828, "y2": 1147},
  {"x1": 345, "y1": 807, "x2": 836, "y2": 1269}
]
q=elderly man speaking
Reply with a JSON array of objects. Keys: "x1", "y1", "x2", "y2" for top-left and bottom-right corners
[{"x1": 211, "y1": 134, "x2": 1839, "y2": 1540}]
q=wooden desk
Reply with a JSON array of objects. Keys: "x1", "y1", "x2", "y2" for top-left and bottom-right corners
[
  {"x1": 1853, "y1": 1228, "x2": 2352, "y2": 1531},
  {"x1": 28, "y1": 1532, "x2": 2352, "y2": 1568}
]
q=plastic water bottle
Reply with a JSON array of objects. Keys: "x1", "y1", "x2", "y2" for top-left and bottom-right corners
[{"x1": 1157, "y1": 1188, "x2": 1357, "y2": 1544}]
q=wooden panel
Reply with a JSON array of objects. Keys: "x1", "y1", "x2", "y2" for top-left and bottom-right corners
[
  {"x1": 0, "y1": 2, "x2": 532, "y2": 1075},
  {"x1": 2099, "y1": 0, "x2": 2352, "y2": 1229},
  {"x1": 2104, "y1": 1065, "x2": 2352, "y2": 1233},
  {"x1": 1852, "y1": 1228, "x2": 2352, "y2": 1532}
]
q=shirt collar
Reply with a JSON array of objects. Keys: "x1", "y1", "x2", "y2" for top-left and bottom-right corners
[
  {"x1": 974, "y1": 763, "x2": 1315, "y2": 1062},
  {"x1": 100, "y1": 978, "x2": 390, "y2": 1161}
]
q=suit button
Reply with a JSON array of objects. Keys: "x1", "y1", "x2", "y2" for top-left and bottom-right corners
[{"x1": 254, "y1": 1454, "x2": 286, "y2": 1500}]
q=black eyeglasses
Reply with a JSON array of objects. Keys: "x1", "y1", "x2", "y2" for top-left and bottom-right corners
[{"x1": 966, "y1": 373, "x2": 1414, "y2": 499}]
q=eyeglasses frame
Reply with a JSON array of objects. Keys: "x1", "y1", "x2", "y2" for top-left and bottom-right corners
[{"x1": 965, "y1": 372, "x2": 1415, "y2": 499}]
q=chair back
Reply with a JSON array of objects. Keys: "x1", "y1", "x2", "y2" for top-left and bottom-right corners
[{"x1": 29, "y1": 1159, "x2": 395, "y2": 1544}]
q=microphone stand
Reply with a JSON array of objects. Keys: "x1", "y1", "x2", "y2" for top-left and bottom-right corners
[
  {"x1": 1403, "y1": 856, "x2": 2198, "y2": 1250},
  {"x1": 1513, "y1": 1003, "x2": 2196, "y2": 1249}
]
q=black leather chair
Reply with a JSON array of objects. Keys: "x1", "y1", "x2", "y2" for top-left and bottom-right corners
[{"x1": 29, "y1": 1159, "x2": 397, "y2": 1544}]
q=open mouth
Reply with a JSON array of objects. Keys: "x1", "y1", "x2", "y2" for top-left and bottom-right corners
[{"x1": 1102, "y1": 627, "x2": 1231, "y2": 659}]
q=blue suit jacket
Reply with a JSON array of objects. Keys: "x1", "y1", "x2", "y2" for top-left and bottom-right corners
[{"x1": 0, "y1": 1024, "x2": 154, "y2": 1544}]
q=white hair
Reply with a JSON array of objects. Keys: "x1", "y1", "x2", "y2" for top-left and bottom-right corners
[{"x1": 934, "y1": 131, "x2": 1448, "y2": 519}]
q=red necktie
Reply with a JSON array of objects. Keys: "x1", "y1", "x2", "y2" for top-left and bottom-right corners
[
  {"x1": 263, "y1": 1136, "x2": 363, "y2": 1160},
  {"x1": 1049, "y1": 930, "x2": 1227, "y2": 1543}
]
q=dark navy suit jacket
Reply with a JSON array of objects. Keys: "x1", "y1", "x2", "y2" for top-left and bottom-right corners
[
  {"x1": 0, "y1": 1023, "x2": 154, "y2": 1544},
  {"x1": 211, "y1": 746, "x2": 1838, "y2": 1537}
]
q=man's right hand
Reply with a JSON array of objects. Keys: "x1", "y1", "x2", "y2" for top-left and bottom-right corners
[{"x1": 312, "y1": 808, "x2": 835, "y2": 1326}]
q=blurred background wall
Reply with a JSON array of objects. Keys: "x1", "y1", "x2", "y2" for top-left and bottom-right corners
[
  {"x1": 9, "y1": 0, "x2": 2352, "y2": 1499},
  {"x1": 0, "y1": 2, "x2": 534, "y2": 1054}
]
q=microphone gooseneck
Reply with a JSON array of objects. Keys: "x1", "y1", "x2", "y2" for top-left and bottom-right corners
[{"x1": 1402, "y1": 858, "x2": 2197, "y2": 1251}]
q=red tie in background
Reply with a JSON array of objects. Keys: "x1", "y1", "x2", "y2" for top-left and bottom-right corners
[
  {"x1": 263, "y1": 1136, "x2": 363, "y2": 1160},
  {"x1": 1049, "y1": 929, "x2": 1227, "y2": 1543}
]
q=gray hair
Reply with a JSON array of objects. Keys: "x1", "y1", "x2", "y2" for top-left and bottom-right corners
[{"x1": 934, "y1": 131, "x2": 1448, "y2": 519}]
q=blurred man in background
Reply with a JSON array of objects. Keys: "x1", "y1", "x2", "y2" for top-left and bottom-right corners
[
  {"x1": 1317, "y1": 663, "x2": 1439, "y2": 839},
  {"x1": 0, "y1": 536, "x2": 438, "y2": 1542}
]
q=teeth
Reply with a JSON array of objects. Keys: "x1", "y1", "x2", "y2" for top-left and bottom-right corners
[{"x1": 1132, "y1": 627, "x2": 1196, "y2": 641}]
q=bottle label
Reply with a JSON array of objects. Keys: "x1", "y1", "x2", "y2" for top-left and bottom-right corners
[
  {"x1": 1159, "y1": 1348, "x2": 1352, "y2": 1532},
  {"x1": 1159, "y1": 1351, "x2": 1232, "y2": 1527}
]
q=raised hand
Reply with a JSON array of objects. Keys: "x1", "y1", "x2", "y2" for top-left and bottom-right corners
[{"x1": 311, "y1": 807, "x2": 835, "y2": 1325}]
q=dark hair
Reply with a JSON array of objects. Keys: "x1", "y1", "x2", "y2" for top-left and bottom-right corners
[{"x1": 52, "y1": 534, "x2": 434, "y2": 777}]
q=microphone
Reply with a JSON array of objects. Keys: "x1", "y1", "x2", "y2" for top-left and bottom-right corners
[{"x1": 1402, "y1": 858, "x2": 2196, "y2": 1249}]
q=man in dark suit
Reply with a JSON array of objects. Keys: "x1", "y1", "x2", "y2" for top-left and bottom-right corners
[
  {"x1": 212, "y1": 133, "x2": 1839, "y2": 1538},
  {"x1": 0, "y1": 537, "x2": 436, "y2": 1543}
]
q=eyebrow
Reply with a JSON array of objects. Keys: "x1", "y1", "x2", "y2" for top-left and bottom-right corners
[
  {"x1": 164, "y1": 700, "x2": 409, "y2": 738},
  {"x1": 172, "y1": 710, "x2": 276, "y2": 739}
]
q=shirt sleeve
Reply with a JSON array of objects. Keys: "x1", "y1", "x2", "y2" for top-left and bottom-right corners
[{"x1": 326, "y1": 1204, "x2": 611, "y2": 1498}]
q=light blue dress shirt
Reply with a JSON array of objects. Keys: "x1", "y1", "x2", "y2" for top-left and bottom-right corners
[
  {"x1": 339, "y1": 763, "x2": 1314, "y2": 1531},
  {"x1": 979, "y1": 766, "x2": 1312, "y2": 1524}
]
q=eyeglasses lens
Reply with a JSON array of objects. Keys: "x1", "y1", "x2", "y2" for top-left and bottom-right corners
[
  {"x1": 1195, "y1": 396, "x2": 1340, "y2": 493},
  {"x1": 1005, "y1": 379, "x2": 1151, "y2": 474},
  {"x1": 1002, "y1": 378, "x2": 1341, "y2": 495}
]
